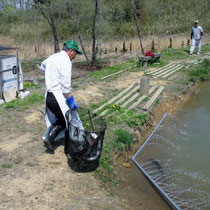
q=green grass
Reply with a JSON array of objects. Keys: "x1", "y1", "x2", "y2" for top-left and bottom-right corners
[
  {"x1": 115, "y1": 111, "x2": 147, "y2": 128},
  {"x1": 111, "y1": 128, "x2": 135, "y2": 152},
  {"x1": 161, "y1": 47, "x2": 190, "y2": 60},
  {"x1": 0, "y1": 92, "x2": 45, "y2": 114},
  {"x1": 89, "y1": 59, "x2": 138, "y2": 79},
  {"x1": 17, "y1": 190, "x2": 24, "y2": 194},
  {"x1": 1, "y1": 163, "x2": 12, "y2": 168},
  {"x1": 188, "y1": 59, "x2": 210, "y2": 82},
  {"x1": 201, "y1": 44, "x2": 210, "y2": 53},
  {"x1": 95, "y1": 128, "x2": 135, "y2": 184},
  {"x1": 95, "y1": 105, "x2": 148, "y2": 183},
  {"x1": 172, "y1": 86, "x2": 185, "y2": 92},
  {"x1": 149, "y1": 59, "x2": 166, "y2": 68}
]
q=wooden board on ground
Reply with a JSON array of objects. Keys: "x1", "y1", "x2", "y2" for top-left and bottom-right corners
[
  {"x1": 101, "y1": 69, "x2": 125, "y2": 80},
  {"x1": 100, "y1": 85, "x2": 140, "y2": 116},
  {"x1": 128, "y1": 86, "x2": 157, "y2": 110},
  {"x1": 142, "y1": 86, "x2": 164, "y2": 110},
  {"x1": 93, "y1": 83, "x2": 137, "y2": 113}
]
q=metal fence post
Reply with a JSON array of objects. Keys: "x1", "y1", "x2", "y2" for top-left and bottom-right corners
[{"x1": 16, "y1": 49, "x2": 20, "y2": 94}]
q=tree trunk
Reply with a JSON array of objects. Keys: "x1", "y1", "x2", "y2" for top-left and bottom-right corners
[
  {"x1": 49, "y1": 10, "x2": 60, "y2": 52},
  {"x1": 91, "y1": 0, "x2": 99, "y2": 65},
  {"x1": 129, "y1": 0, "x2": 144, "y2": 55},
  {"x1": 39, "y1": 6, "x2": 60, "y2": 53},
  {"x1": 66, "y1": 0, "x2": 90, "y2": 65}
]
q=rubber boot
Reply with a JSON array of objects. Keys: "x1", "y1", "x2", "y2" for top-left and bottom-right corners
[{"x1": 44, "y1": 125, "x2": 62, "y2": 152}]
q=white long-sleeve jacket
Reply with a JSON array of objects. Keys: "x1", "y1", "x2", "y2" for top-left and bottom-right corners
[{"x1": 41, "y1": 50, "x2": 72, "y2": 94}]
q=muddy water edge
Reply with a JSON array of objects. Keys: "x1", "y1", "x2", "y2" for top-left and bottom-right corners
[{"x1": 113, "y1": 80, "x2": 206, "y2": 209}]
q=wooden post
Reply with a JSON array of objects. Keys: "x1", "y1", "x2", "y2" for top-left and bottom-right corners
[
  {"x1": 122, "y1": 41, "x2": 127, "y2": 53},
  {"x1": 169, "y1": 37, "x2": 172, "y2": 48},
  {"x1": 152, "y1": 39, "x2": 155, "y2": 51},
  {"x1": 16, "y1": 49, "x2": 20, "y2": 94},
  {"x1": 130, "y1": 43, "x2": 132, "y2": 51},
  {"x1": 140, "y1": 76, "x2": 150, "y2": 95}
]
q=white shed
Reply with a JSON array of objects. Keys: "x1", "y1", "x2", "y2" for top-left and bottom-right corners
[{"x1": 0, "y1": 46, "x2": 23, "y2": 102}]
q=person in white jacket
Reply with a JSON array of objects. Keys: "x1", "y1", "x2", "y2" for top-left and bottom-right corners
[
  {"x1": 41, "y1": 40, "x2": 82, "y2": 152},
  {"x1": 189, "y1": 20, "x2": 203, "y2": 55}
]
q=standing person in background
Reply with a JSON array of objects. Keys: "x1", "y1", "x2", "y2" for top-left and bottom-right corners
[
  {"x1": 41, "y1": 40, "x2": 82, "y2": 152},
  {"x1": 189, "y1": 20, "x2": 203, "y2": 55}
]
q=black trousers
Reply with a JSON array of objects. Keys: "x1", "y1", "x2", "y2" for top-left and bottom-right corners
[{"x1": 46, "y1": 92, "x2": 66, "y2": 129}]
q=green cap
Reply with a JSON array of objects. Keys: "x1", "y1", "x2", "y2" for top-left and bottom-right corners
[{"x1": 64, "y1": 40, "x2": 82, "y2": 54}]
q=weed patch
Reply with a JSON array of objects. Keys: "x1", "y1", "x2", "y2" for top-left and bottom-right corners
[
  {"x1": 172, "y1": 86, "x2": 185, "y2": 92},
  {"x1": 111, "y1": 128, "x2": 135, "y2": 152},
  {"x1": 23, "y1": 81, "x2": 40, "y2": 89},
  {"x1": 0, "y1": 92, "x2": 45, "y2": 114},
  {"x1": 201, "y1": 44, "x2": 210, "y2": 53},
  {"x1": 189, "y1": 59, "x2": 210, "y2": 82},
  {"x1": 96, "y1": 107, "x2": 147, "y2": 183},
  {"x1": 1, "y1": 163, "x2": 12, "y2": 168},
  {"x1": 89, "y1": 59, "x2": 139, "y2": 79},
  {"x1": 96, "y1": 128, "x2": 134, "y2": 184},
  {"x1": 161, "y1": 47, "x2": 190, "y2": 61}
]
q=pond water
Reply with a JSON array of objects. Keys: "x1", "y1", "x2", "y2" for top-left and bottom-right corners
[{"x1": 133, "y1": 81, "x2": 210, "y2": 209}]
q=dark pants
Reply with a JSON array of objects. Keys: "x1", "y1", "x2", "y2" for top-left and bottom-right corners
[{"x1": 46, "y1": 92, "x2": 66, "y2": 129}]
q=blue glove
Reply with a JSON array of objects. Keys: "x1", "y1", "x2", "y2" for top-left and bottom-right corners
[{"x1": 66, "y1": 96, "x2": 79, "y2": 110}]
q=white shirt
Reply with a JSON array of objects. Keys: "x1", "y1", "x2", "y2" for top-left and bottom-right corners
[
  {"x1": 41, "y1": 51, "x2": 72, "y2": 94},
  {"x1": 192, "y1": 25, "x2": 203, "y2": 40}
]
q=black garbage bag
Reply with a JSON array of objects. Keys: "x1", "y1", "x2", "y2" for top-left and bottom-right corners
[{"x1": 65, "y1": 108, "x2": 106, "y2": 166}]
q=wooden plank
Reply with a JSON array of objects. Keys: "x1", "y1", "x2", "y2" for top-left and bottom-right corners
[
  {"x1": 194, "y1": 60, "x2": 203, "y2": 65},
  {"x1": 151, "y1": 63, "x2": 178, "y2": 76},
  {"x1": 146, "y1": 62, "x2": 175, "y2": 74},
  {"x1": 121, "y1": 92, "x2": 140, "y2": 108},
  {"x1": 99, "y1": 85, "x2": 140, "y2": 116},
  {"x1": 114, "y1": 85, "x2": 139, "y2": 104},
  {"x1": 93, "y1": 83, "x2": 136, "y2": 113},
  {"x1": 142, "y1": 86, "x2": 164, "y2": 110},
  {"x1": 101, "y1": 69, "x2": 125, "y2": 80},
  {"x1": 161, "y1": 65, "x2": 183, "y2": 78},
  {"x1": 157, "y1": 64, "x2": 182, "y2": 77},
  {"x1": 128, "y1": 86, "x2": 157, "y2": 110}
]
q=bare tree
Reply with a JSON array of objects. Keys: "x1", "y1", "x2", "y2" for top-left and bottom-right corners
[
  {"x1": 66, "y1": 0, "x2": 90, "y2": 65},
  {"x1": 129, "y1": 0, "x2": 144, "y2": 55},
  {"x1": 34, "y1": 0, "x2": 60, "y2": 53},
  {"x1": 91, "y1": 0, "x2": 99, "y2": 65}
]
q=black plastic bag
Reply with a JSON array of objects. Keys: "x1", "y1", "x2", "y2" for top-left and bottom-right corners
[{"x1": 65, "y1": 108, "x2": 106, "y2": 165}]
